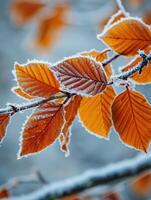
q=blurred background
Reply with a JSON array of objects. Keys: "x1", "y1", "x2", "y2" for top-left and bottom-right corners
[{"x1": 0, "y1": 0, "x2": 151, "y2": 199}]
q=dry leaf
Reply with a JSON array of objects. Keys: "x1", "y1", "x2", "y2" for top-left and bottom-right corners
[
  {"x1": 81, "y1": 49, "x2": 112, "y2": 78},
  {"x1": 98, "y1": 18, "x2": 151, "y2": 56},
  {"x1": 10, "y1": 0, "x2": 45, "y2": 25},
  {"x1": 112, "y1": 88, "x2": 151, "y2": 152},
  {"x1": 15, "y1": 62, "x2": 60, "y2": 98},
  {"x1": 79, "y1": 86, "x2": 115, "y2": 138},
  {"x1": 54, "y1": 56, "x2": 107, "y2": 96},
  {"x1": 0, "y1": 114, "x2": 10, "y2": 143},
  {"x1": 33, "y1": 3, "x2": 69, "y2": 51},
  {"x1": 0, "y1": 188, "x2": 10, "y2": 199},
  {"x1": 131, "y1": 171, "x2": 151, "y2": 196},
  {"x1": 20, "y1": 102, "x2": 64, "y2": 157},
  {"x1": 12, "y1": 87, "x2": 33, "y2": 100},
  {"x1": 60, "y1": 95, "x2": 82, "y2": 155},
  {"x1": 105, "y1": 10, "x2": 127, "y2": 29}
]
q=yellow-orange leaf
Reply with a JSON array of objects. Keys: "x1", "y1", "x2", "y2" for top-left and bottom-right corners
[
  {"x1": 112, "y1": 88, "x2": 151, "y2": 152},
  {"x1": 20, "y1": 102, "x2": 64, "y2": 157},
  {"x1": 98, "y1": 18, "x2": 151, "y2": 56},
  {"x1": 54, "y1": 57, "x2": 107, "y2": 96},
  {"x1": 121, "y1": 47, "x2": 151, "y2": 84},
  {"x1": 0, "y1": 114, "x2": 10, "y2": 143},
  {"x1": 81, "y1": 49, "x2": 112, "y2": 78},
  {"x1": 131, "y1": 171, "x2": 151, "y2": 196},
  {"x1": 33, "y1": 4, "x2": 69, "y2": 51},
  {"x1": 105, "y1": 10, "x2": 127, "y2": 28},
  {"x1": 15, "y1": 62, "x2": 60, "y2": 98},
  {"x1": 0, "y1": 188, "x2": 10, "y2": 199},
  {"x1": 12, "y1": 87, "x2": 33, "y2": 100},
  {"x1": 79, "y1": 86, "x2": 116, "y2": 138},
  {"x1": 10, "y1": 0, "x2": 45, "y2": 25},
  {"x1": 60, "y1": 95, "x2": 82, "y2": 155}
]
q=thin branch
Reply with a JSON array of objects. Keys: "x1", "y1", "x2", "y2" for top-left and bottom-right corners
[
  {"x1": 10, "y1": 154, "x2": 151, "y2": 200},
  {"x1": 102, "y1": 53, "x2": 120, "y2": 67},
  {"x1": 0, "y1": 53, "x2": 150, "y2": 116},
  {"x1": 116, "y1": 53, "x2": 151, "y2": 80},
  {"x1": 0, "y1": 93, "x2": 68, "y2": 116},
  {"x1": 1, "y1": 171, "x2": 47, "y2": 191}
]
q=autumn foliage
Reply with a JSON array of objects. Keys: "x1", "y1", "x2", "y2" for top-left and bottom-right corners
[{"x1": 0, "y1": 0, "x2": 151, "y2": 161}]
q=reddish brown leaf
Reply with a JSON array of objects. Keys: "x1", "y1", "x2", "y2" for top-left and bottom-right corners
[
  {"x1": 12, "y1": 87, "x2": 33, "y2": 100},
  {"x1": 112, "y1": 88, "x2": 151, "y2": 152},
  {"x1": 81, "y1": 49, "x2": 112, "y2": 78},
  {"x1": 54, "y1": 56, "x2": 107, "y2": 96},
  {"x1": 60, "y1": 95, "x2": 82, "y2": 155},
  {"x1": 33, "y1": 3, "x2": 69, "y2": 51},
  {"x1": 10, "y1": 0, "x2": 45, "y2": 25},
  {"x1": 0, "y1": 114, "x2": 10, "y2": 143},
  {"x1": 98, "y1": 18, "x2": 151, "y2": 56},
  {"x1": 0, "y1": 188, "x2": 10, "y2": 199},
  {"x1": 79, "y1": 86, "x2": 115, "y2": 138},
  {"x1": 15, "y1": 62, "x2": 60, "y2": 98},
  {"x1": 20, "y1": 102, "x2": 64, "y2": 157},
  {"x1": 131, "y1": 171, "x2": 151, "y2": 196}
]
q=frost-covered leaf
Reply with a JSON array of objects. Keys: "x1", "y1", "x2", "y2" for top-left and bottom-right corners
[
  {"x1": 112, "y1": 88, "x2": 151, "y2": 152},
  {"x1": 81, "y1": 49, "x2": 112, "y2": 78},
  {"x1": 12, "y1": 87, "x2": 34, "y2": 100},
  {"x1": 0, "y1": 113, "x2": 10, "y2": 143},
  {"x1": 98, "y1": 18, "x2": 151, "y2": 56},
  {"x1": 79, "y1": 86, "x2": 116, "y2": 138},
  {"x1": 53, "y1": 56, "x2": 107, "y2": 96},
  {"x1": 105, "y1": 10, "x2": 127, "y2": 29},
  {"x1": 102, "y1": 191, "x2": 121, "y2": 200},
  {"x1": 60, "y1": 95, "x2": 82, "y2": 155},
  {"x1": 19, "y1": 102, "x2": 64, "y2": 157},
  {"x1": 15, "y1": 62, "x2": 60, "y2": 98}
]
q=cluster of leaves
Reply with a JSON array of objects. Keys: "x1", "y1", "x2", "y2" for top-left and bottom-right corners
[
  {"x1": 1, "y1": 1, "x2": 151, "y2": 159},
  {"x1": 10, "y1": 0, "x2": 69, "y2": 51}
]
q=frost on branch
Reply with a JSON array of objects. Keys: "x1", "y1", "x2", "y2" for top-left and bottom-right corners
[{"x1": 53, "y1": 56, "x2": 107, "y2": 96}]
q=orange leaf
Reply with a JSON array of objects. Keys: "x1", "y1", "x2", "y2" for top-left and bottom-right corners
[
  {"x1": 112, "y1": 88, "x2": 151, "y2": 152},
  {"x1": 33, "y1": 3, "x2": 69, "y2": 51},
  {"x1": 121, "y1": 47, "x2": 151, "y2": 83},
  {"x1": 15, "y1": 62, "x2": 60, "y2": 98},
  {"x1": 0, "y1": 114, "x2": 10, "y2": 143},
  {"x1": 12, "y1": 87, "x2": 33, "y2": 100},
  {"x1": 10, "y1": 0, "x2": 45, "y2": 25},
  {"x1": 105, "y1": 10, "x2": 127, "y2": 29},
  {"x1": 79, "y1": 86, "x2": 116, "y2": 138},
  {"x1": 81, "y1": 49, "x2": 112, "y2": 78},
  {"x1": 54, "y1": 56, "x2": 107, "y2": 96},
  {"x1": 131, "y1": 171, "x2": 151, "y2": 196},
  {"x1": 20, "y1": 102, "x2": 64, "y2": 157},
  {"x1": 0, "y1": 188, "x2": 10, "y2": 199},
  {"x1": 60, "y1": 95, "x2": 82, "y2": 155},
  {"x1": 98, "y1": 18, "x2": 151, "y2": 56}
]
